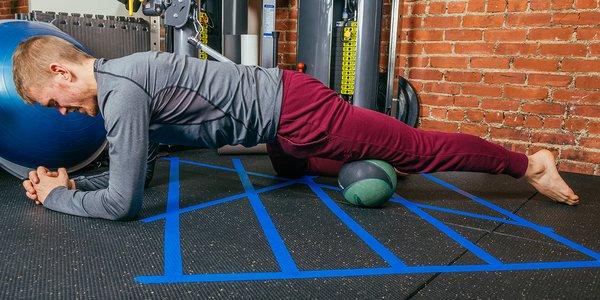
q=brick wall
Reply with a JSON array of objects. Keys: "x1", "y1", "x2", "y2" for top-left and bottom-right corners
[
  {"x1": 277, "y1": 0, "x2": 600, "y2": 175},
  {"x1": 0, "y1": 0, "x2": 26, "y2": 19}
]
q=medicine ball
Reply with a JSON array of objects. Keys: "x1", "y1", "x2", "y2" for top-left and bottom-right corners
[{"x1": 338, "y1": 160, "x2": 397, "y2": 207}]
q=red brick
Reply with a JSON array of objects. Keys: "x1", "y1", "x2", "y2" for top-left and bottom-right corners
[
  {"x1": 471, "y1": 57, "x2": 510, "y2": 69},
  {"x1": 531, "y1": 0, "x2": 551, "y2": 10},
  {"x1": 575, "y1": 0, "x2": 598, "y2": 9},
  {"x1": 487, "y1": 0, "x2": 507, "y2": 12},
  {"x1": 485, "y1": 111, "x2": 505, "y2": 123},
  {"x1": 424, "y1": 16, "x2": 462, "y2": 28},
  {"x1": 454, "y1": 96, "x2": 480, "y2": 107},
  {"x1": 490, "y1": 127, "x2": 531, "y2": 142},
  {"x1": 564, "y1": 118, "x2": 589, "y2": 131},
  {"x1": 420, "y1": 95, "x2": 455, "y2": 106},
  {"x1": 455, "y1": 43, "x2": 495, "y2": 54},
  {"x1": 462, "y1": 15, "x2": 504, "y2": 28},
  {"x1": 466, "y1": 110, "x2": 485, "y2": 122},
  {"x1": 409, "y1": 68, "x2": 444, "y2": 80},
  {"x1": 590, "y1": 121, "x2": 600, "y2": 134},
  {"x1": 562, "y1": 59, "x2": 600, "y2": 72},
  {"x1": 577, "y1": 28, "x2": 600, "y2": 40},
  {"x1": 553, "y1": 90, "x2": 600, "y2": 104},
  {"x1": 430, "y1": 57, "x2": 469, "y2": 68},
  {"x1": 514, "y1": 58, "x2": 560, "y2": 72},
  {"x1": 426, "y1": 82, "x2": 462, "y2": 94},
  {"x1": 525, "y1": 115, "x2": 544, "y2": 128},
  {"x1": 446, "y1": 71, "x2": 482, "y2": 82},
  {"x1": 407, "y1": 30, "x2": 444, "y2": 41},
  {"x1": 522, "y1": 102, "x2": 566, "y2": 115},
  {"x1": 575, "y1": 76, "x2": 600, "y2": 89},
  {"x1": 552, "y1": 0, "x2": 575, "y2": 9},
  {"x1": 445, "y1": 29, "x2": 483, "y2": 41},
  {"x1": 532, "y1": 132, "x2": 575, "y2": 145},
  {"x1": 571, "y1": 105, "x2": 600, "y2": 117},
  {"x1": 447, "y1": 109, "x2": 466, "y2": 121},
  {"x1": 529, "y1": 28, "x2": 574, "y2": 40},
  {"x1": 543, "y1": 117, "x2": 563, "y2": 129},
  {"x1": 507, "y1": 0, "x2": 528, "y2": 11},
  {"x1": 484, "y1": 72, "x2": 527, "y2": 84},
  {"x1": 407, "y1": 56, "x2": 430, "y2": 67},
  {"x1": 580, "y1": 137, "x2": 600, "y2": 149},
  {"x1": 461, "y1": 123, "x2": 489, "y2": 136},
  {"x1": 447, "y1": 1, "x2": 467, "y2": 13},
  {"x1": 481, "y1": 99, "x2": 521, "y2": 111},
  {"x1": 528, "y1": 74, "x2": 572, "y2": 87},
  {"x1": 420, "y1": 120, "x2": 459, "y2": 132},
  {"x1": 562, "y1": 148, "x2": 600, "y2": 164},
  {"x1": 399, "y1": 42, "x2": 424, "y2": 54},
  {"x1": 553, "y1": 12, "x2": 600, "y2": 25},
  {"x1": 485, "y1": 30, "x2": 528, "y2": 41},
  {"x1": 462, "y1": 84, "x2": 503, "y2": 97},
  {"x1": 402, "y1": 16, "x2": 423, "y2": 28},
  {"x1": 431, "y1": 107, "x2": 448, "y2": 119},
  {"x1": 505, "y1": 86, "x2": 549, "y2": 100},
  {"x1": 507, "y1": 14, "x2": 552, "y2": 27},
  {"x1": 423, "y1": 43, "x2": 453, "y2": 54},
  {"x1": 539, "y1": 44, "x2": 587, "y2": 56},
  {"x1": 495, "y1": 43, "x2": 538, "y2": 55},
  {"x1": 467, "y1": 0, "x2": 485, "y2": 12},
  {"x1": 591, "y1": 44, "x2": 600, "y2": 55},
  {"x1": 558, "y1": 161, "x2": 595, "y2": 175},
  {"x1": 429, "y1": 2, "x2": 447, "y2": 14},
  {"x1": 504, "y1": 113, "x2": 526, "y2": 126},
  {"x1": 411, "y1": 3, "x2": 427, "y2": 14}
]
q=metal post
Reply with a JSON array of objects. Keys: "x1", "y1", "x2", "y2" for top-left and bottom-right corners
[
  {"x1": 354, "y1": 0, "x2": 382, "y2": 110},
  {"x1": 386, "y1": 0, "x2": 401, "y2": 115},
  {"x1": 260, "y1": 0, "x2": 277, "y2": 68}
]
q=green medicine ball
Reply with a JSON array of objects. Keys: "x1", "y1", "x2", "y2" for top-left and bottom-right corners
[{"x1": 338, "y1": 160, "x2": 398, "y2": 207}]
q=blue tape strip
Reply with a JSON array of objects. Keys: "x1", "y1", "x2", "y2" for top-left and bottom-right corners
[
  {"x1": 163, "y1": 157, "x2": 183, "y2": 276},
  {"x1": 398, "y1": 197, "x2": 503, "y2": 265},
  {"x1": 400, "y1": 201, "x2": 524, "y2": 227},
  {"x1": 136, "y1": 260, "x2": 600, "y2": 284},
  {"x1": 304, "y1": 177, "x2": 406, "y2": 268},
  {"x1": 422, "y1": 173, "x2": 600, "y2": 261},
  {"x1": 233, "y1": 159, "x2": 299, "y2": 273},
  {"x1": 180, "y1": 159, "x2": 285, "y2": 180},
  {"x1": 142, "y1": 180, "x2": 301, "y2": 223}
]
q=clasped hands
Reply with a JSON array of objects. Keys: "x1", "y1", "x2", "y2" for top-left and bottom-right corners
[{"x1": 22, "y1": 166, "x2": 75, "y2": 205}]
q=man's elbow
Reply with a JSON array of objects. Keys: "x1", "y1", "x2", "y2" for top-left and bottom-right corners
[{"x1": 103, "y1": 194, "x2": 143, "y2": 221}]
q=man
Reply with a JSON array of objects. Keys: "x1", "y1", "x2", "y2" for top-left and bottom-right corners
[{"x1": 15, "y1": 36, "x2": 579, "y2": 220}]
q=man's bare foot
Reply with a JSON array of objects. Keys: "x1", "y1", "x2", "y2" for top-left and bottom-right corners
[{"x1": 524, "y1": 150, "x2": 580, "y2": 205}]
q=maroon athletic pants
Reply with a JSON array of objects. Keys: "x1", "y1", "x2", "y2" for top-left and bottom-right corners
[{"x1": 267, "y1": 70, "x2": 528, "y2": 178}]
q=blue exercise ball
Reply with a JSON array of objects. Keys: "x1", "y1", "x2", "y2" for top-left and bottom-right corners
[{"x1": 0, "y1": 20, "x2": 106, "y2": 179}]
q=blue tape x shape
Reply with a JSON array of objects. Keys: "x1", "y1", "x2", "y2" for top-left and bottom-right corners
[{"x1": 136, "y1": 157, "x2": 600, "y2": 284}]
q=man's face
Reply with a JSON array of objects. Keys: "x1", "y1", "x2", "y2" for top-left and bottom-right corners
[{"x1": 29, "y1": 82, "x2": 98, "y2": 117}]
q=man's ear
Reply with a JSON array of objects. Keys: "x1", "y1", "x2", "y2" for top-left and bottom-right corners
[{"x1": 49, "y1": 63, "x2": 72, "y2": 82}]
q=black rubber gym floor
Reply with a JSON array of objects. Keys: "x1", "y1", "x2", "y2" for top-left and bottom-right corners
[{"x1": 0, "y1": 149, "x2": 598, "y2": 298}]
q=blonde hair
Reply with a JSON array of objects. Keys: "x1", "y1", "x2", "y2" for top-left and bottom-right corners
[{"x1": 12, "y1": 35, "x2": 94, "y2": 104}]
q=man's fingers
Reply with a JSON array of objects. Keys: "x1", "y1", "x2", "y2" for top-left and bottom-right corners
[
  {"x1": 28, "y1": 170, "x2": 40, "y2": 184},
  {"x1": 22, "y1": 180, "x2": 36, "y2": 195},
  {"x1": 36, "y1": 166, "x2": 49, "y2": 179},
  {"x1": 57, "y1": 167, "x2": 68, "y2": 179},
  {"x1": 26, "y1": 191, "x2": 37, "y2": 201}
]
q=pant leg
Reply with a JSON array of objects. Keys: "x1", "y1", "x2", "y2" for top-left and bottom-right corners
[
  {"x1": 267, "y1": 140, "x2": 344, "y2": 177},
  {"x1": 275, "y1": 70, "x2": 529, "y2": 178}
]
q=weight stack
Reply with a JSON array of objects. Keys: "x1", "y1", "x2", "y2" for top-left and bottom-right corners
[
  {"x1": 331, "y1": 21, "x2": 358, "y2": 97},
  {"x1": 17, "y1": 11, "x2": 150, "y2": 59}
]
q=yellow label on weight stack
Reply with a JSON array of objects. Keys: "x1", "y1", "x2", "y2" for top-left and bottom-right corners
[{"x1": 340, "y1": 21, "x2": 357, "y2": 95}]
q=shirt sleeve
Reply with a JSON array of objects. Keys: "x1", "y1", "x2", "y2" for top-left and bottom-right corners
[
  {"x1": 73, "y1": 142, "x2": 160, "y2": 191},
  {"x1": 43, "y1": 88, "x2": 152, "y2": 220}
]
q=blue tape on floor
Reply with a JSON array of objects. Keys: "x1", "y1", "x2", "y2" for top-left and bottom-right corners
[{"x1": 135, "y1": 158, "x2": 600, "y2": 284}]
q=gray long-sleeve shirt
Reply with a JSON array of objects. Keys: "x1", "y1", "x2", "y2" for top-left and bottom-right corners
[{"x1": 43, "y1": 51, "x2": 283, "y2": 220}]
